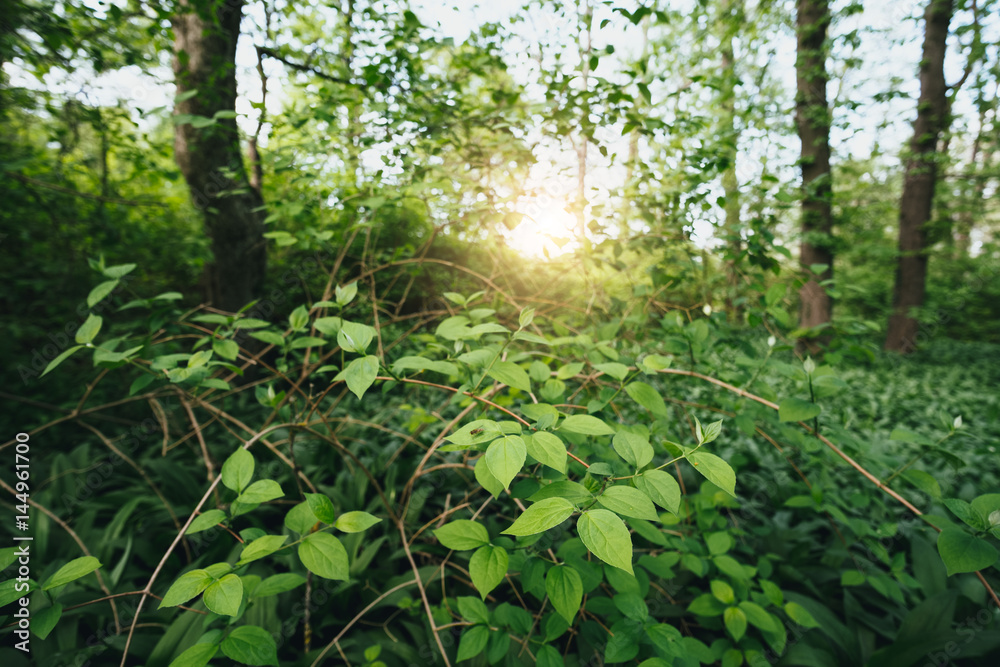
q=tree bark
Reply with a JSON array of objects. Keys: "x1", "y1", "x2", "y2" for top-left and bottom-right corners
[
  {"x1": 795, "y1": 0, "x2": 834, "y2": 349},
  {"x1": 173, "y1": 0, "x2": 266, "y2": 313},
  {"x1": 885, "y1": 0, "x2": 954, "y2": 353},
  {"x1": 719, "y1": 0, "x2": 743, "y2": 322}
]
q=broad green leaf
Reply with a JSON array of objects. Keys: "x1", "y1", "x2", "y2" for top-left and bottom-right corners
[
  {"x1": 778, "y1": 398, "x2": 822, "y2": 422},
  {"x1": 529, "y1": 480, "x2": 594, "y2": 505},
  {"x1": 239, "y1": 479, "x2": 283, "y2": 504},
  {"x1": 724, "y1": 606, "x2": 747, "y2": 641},
  {"x1": 597, "y1": 485, "x2": 659, "y2": 521},
  {"x1": 335, "y1": 281, "x2": 358, "y2": 306},
  {"x1": 711, "y1": 580, "x2": 735, "y2": 604},
  {"x1": 457, "y1": 625, "x2": 490, "y2": 661},
  {"x1": 469, "y1": 545, "x2": 508, "y2": 599},
  {"x1": 337, "y1": 321, "x2": 376, "y2": 353},
  {"x1": 556, "y1": 362, "x2": 585, "y2": 379},
  {"x1": 168, "y1": 643, "x2": 218, "y2": 667},
  {"x1": 595, "y1": 362, "x2": 629, "y2": 381},
  {"x1": 784, "y1": 601, "x2": 820, "y2": 627},
  {"x1": 688, "y1": 451, "x2": 737, "y2": 497},
  {"x1": 220, "y1": 625, "x2": 278, "y2": 666},
  {"x1": 87, "y1": 280, "x2": 119, "y2": 308},
  {"x1": 705, "y1": 531, "x2": 734, "y2": 555},
  {"x1": 546, "y1": 565, "x2": 583, "y2": 623},
  {"x1": 559, "y1": 414, "x2": 615, "y2": 436},
  {"x1": 943, "y1": 498, "x2": 986, "y2": 530},
  {"x1": 75, "y1": 314, "x2": 103, "y2": 344},
  {"x1": 336, "y1": 355, "x2": 379, "y2": 400},
  {"x1": 578, "y1": 509, "x2": 634, "y2": 574},
  {"x1": 222, "y1": 449, "x2": 254, "y2": 493},
  {"x1": 457, "y1": 596, "x2": 490, "y2": 624},
  {"x1": 159, "y1": 569, "x2": 213, "y2": 608},
  {"x1": 486, "y1": 435, "x2": 526, "y2": 490},
  {"x1": 502, "y1": 498, "x2": 575, "y2": 536},
  {"x1": 889, "y1": 428, "x2": 935, "y2": 446},
  {"x1": 434, "y1": 520, "x2": 489, "y2": 550},
  {"x1": 305, "y1": 493, "x2": 336, "y2": 524},
  {"x1": 392, "y1": 356, "x2": 458, "y2": 377},
  {"x1": 254, "y1": 573, "x2": 306, "y2": 598},
  {"x1": 488, "y1": 361, "x2": 531, "y2": 392},
  {"x1": 624, "y1": 382, "x2": 668, "y2": 417},
  {"x1": 203, "y1": 574, "x2": 243, "y2": 616},
  {"x1": 284, "y1": 502, "x2": 317, "y2": 534},
  {"x1": 238, "y1": 535, "x2": 288, "y2": 565},
  {"x1": 634, "y1": 470, "x2": 681, "y2": 514},
  {"x1": 32, "y1": 603, "x2": 62, "y2": 640},
  {"x1": 536, "y1": 645, "x2": 565, "y2": 667},
  {"x1": 524, "y1": 432, "x2": 567, "y2": 473},
  {"x1": 613, "y1": 432, "x2": 653, "y2": 469},
  {"x1": 474, "y1": 456, "x2": 505, "y2": 498},
  {"x1": 937, "y1": 529, "x2": 998, "y2": 575},
  {"x1": 298, "y1": 532, "x2": 349, "y2": 580},
  {"x1": 41, "y1": 557, "x2": 102, "y2": 591},
  {"x1": 334, "y1": 511, "x2": 381, "y2": 533},
  {"x1": 41, "y1": 345, "x2": 84, "y2": 377},
  {"x1": 695, "y1": 418, "x2": 723, "y2": 445},
  {"x1": 213, "y1": 339, "x2": 240, "y2": 361}
]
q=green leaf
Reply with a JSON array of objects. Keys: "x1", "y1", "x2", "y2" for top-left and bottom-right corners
[
  {"x1": 524, "y1": 432, "x2": 567, "y2": 473},
  {"x1": 213, "y1": 338, "x2": 240, "y2": 361},
  {"x1": 937, "y1": 529, "x2": 998, "y2": 575},
  {"x1": 502, "y1": 498, "x2": 575, "y2": 536},
  {"x1": 220, "y1": 625, "x2": 279, "y2": 666},
  {"x1": 711, "y1": 580, "x2": 735, "y2": 604},
  {"x1": 486, "y1": 435, "x2": 526, "y2": 490},
  {"x1": 288, "y1": 305, "x2": 309, "y2": 331},
  {"x1": 597, "y1": 485, "x2": 659, "y2": 521},
  {"x1": 159, "y1": 569, "x2": 213, "y2": 608},
  {"x1": 529, "y1": 480, "x2": 593, "y2": 505},
  {"x1": 305, "y1": 493, "x2": 336, "y2": 524},
  {"x1": 41, "y1": 556, "x2": 102, "y2": 591},
  {"x1": 337, "y1": 321, "x2": 376, "y2": 353},
  {"x1": 613, "y1": 432, "x2": 654, "y2": 469},
  {"x1": 239, "y1": 479, "x2": 283, "y2": 504},
  {"x1": 32, "y1": 603, "x2": 62, "y2": 640},
  {"x1": 335, "y1": 281, "x2": 358, "y2": 306},
  {"x1": 41, "y1": 345, "x2": 84, "y2": 377},
  {"x1": 336, "y1": 354, "x2": 380, "y2": 400},
  {"x1": 434, "y1": 520, "x2": 489, "y2": 550},
  {"x1": 469, "y1": 545, "x2": 508, "y2": 599},
  {"x1": 203, "y1": 574, "x2": 243, "y2": 616},
  {"x1": 238, "y1": 535, "x2": 288, "y2": 565},
  {"x1": 890, "y1": 428, "x2": 935, "y2": 446},
  {"x1": 578, "y1": 509, "x2": 634, "y2": 574},
  {"x1": 253, "y1": 573, "x2": 306, "y2": 598},
  {"x1": 284, "y1": 502, "x2": 318, "y2": 534},
  {"x1": 102, "y1": 262, "x2": 137, "y2": 279},
  {"x1": 334, "y1": 511, "x2": 381, "y2": 533},
  {"x1": 634, "y1": 470, "x2": 681, "y2": 514},
  {"x1": 705, "y1": 531, "x2": 733, "y2": 555},
  {"x1": 778, "y1": 398, "x2": 822, "y2": 422},
  {"x1": 559, "y1": 414, "x2": 615, "y2": 436},
  {"x1": 595, "y1": 362, "x2": 629, "y2": 380},
  {"x1": 943, "y1": 498, "x2": 986, "y2": 530},
  {"x1": 695, "y1": 418, "x2": 723, "y2": 445},
  {"x1": 87, "y1": 280, "x2": 119, "y2": 308},
  {"x1": 546, "y1": 565, "x2": 583, "y2": 623},
  {"x1": 536, "y1": 644, "x2": 565, "y2": 667},
  {"x1": 488, "y1": 361, "x2": 531, "y2": 392},
  {"x1": 457, "y1": 596, "x2": 490, "y2": 624},
  {"x1": 724, "y1": 606, "x2": 747, "y2": 641},
  {"x1": 784, "y1": 601, "x2": 820, "y2": 627},
  {"x1": 222, "y1": 449, "x2": 254, "y2": 493},
  {"x1": 688, "y1": 451, "x2": 737, "y2": 497},
  {"x1": 457, "y1": 625, "x2": 490, "y2": 661},
  {"x1": 298, "y1": 532, "x2": 350, "y2": 580},
  {"x1": 624, "y1": 382, "x2": 668, "y2": 416},
  {"x1": 519, "y1": 306, "x2": 535, "y2": 329},
  {"x1": 168, "y1": 643, "x2": 218, "y2": 667},
  {"x1": 75, "y1": 314, "x2": 103, "y2": 344},
  {"x1": 474, "y1": 456, "x2": 505, "y2": 498}
]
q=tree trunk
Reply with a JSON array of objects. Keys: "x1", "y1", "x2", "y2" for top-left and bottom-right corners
[
  {"x1": 173, "y1": 0, "x2": 266, "y2": 313},
  {"x1": 719, "y1": 0, "x2": 743, "y2": 322},
  {"x1": 885, "y1": 0, "x2": 954, "y2": 353},
  {"x1": 795, "y1": 0, "x2": 834, "y2": 349}
]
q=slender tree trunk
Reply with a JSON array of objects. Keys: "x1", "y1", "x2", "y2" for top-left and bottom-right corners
[
  {"x1": 795, "y1": 0, "x2": 834, "y2": 349},
  {"x1": 885, "y1": 0, "x2": 954, "y2": 353},
  {"x1": 173, "y1": 0, "x2": 266, "y2": 313},
  {"x1": 574, "y1": 0, "x2": 592, "y2": 240},
  {"x1": 719, "y1": 0, "x2": 743, "y2": 321}
]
